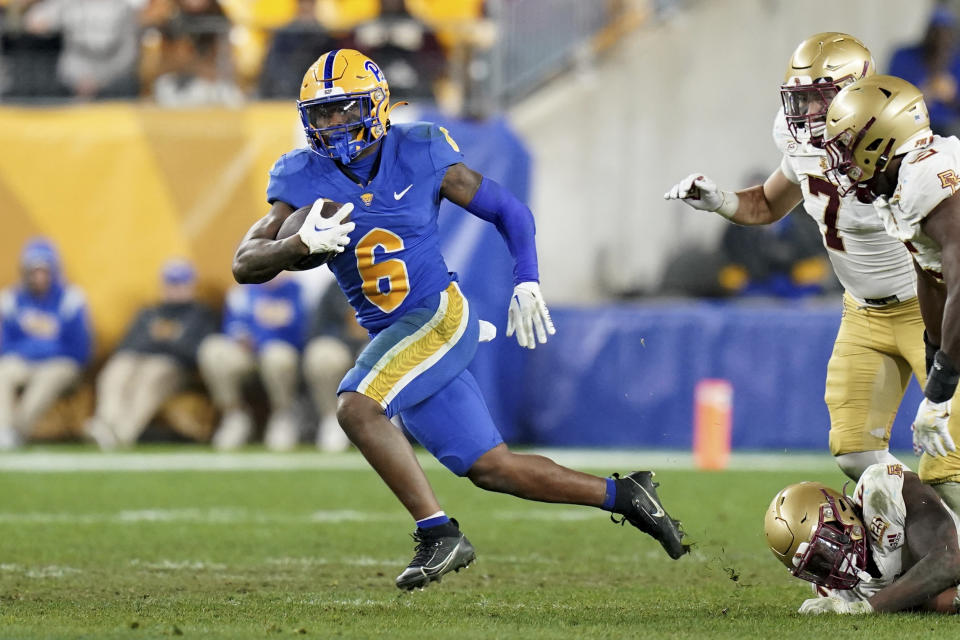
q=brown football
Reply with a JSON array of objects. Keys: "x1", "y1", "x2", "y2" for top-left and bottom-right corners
[{"x1": 276, "y1": 199, "x2": 348, "y2": 271}]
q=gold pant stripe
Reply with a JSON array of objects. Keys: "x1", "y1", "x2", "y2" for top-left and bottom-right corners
[{"x1": 357, "y1": 282, "x2": 467, "y2": 407}]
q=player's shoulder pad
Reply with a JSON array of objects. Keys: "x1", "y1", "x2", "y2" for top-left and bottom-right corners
[
  {"x1": 269, "y1": 147, "x2": 314, "y2": 178},
  {"x1": 855, "y1": 462, "x2": 907, "y2": 516},
  {"x1": 59, "y1": 286, "x2": 87, "y2": 317},
  {"x1": 896, "y1": 135, "x2": 960, "y2": 218},
  {"x1": 391, "y1": 121, "x2": 463, "y2": 171}
]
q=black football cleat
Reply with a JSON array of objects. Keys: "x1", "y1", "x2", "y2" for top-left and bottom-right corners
[
  {"x1": 395, "y1": 519, "x2": 476, "y2": 590},
  {"x1": 610, "y1": 471, "x2": 690, "y2": 559}
]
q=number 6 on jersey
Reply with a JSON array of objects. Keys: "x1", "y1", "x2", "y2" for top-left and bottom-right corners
[{"x1": 356, "y1": 228, "x2": 410, "y2": 313}]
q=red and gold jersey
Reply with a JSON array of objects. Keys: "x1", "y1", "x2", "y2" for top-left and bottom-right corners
[
  {"x1": 773, "y1": 111, "x2": 916, "y2": 304},
  {"x1": 873, "y1": 134, "x2": 960, "y2": 283},
  {"x1": 816, "y1": 463, "x2": 960, "y2": 603}
]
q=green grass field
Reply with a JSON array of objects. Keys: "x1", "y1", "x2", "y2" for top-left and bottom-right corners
[{"x1": 0, "y1": 446, "x2": 955, "y2": 639}]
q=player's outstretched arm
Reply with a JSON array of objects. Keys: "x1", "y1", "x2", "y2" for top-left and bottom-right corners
[
  {"x1": 440, "y1": 163, "x2": 555, "y2": 348},
  {"x1": 867, "y1": 472, "x2": 960, "y2": 613},
  {"x1": 663, "y1": 168, "x2": 802, "y2": 226},
  {"x1": 232, "y1": 201, "x2": 310, "y2": 284}
]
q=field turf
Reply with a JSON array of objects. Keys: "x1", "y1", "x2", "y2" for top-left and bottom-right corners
[{"x1": 0, "y1": 446, "x2": 955, "y2": 639}]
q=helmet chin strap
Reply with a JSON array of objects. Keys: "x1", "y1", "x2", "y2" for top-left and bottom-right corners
[{"x1": 330, "y1": 132, "x2": 358, "y2": 164}]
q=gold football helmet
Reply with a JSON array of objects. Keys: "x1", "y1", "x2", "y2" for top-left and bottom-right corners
[
  {"x1": 781, "y1": 32, "x2": 875, "y2": 144},
  {"x1": 823, "y1": 74, "x2": 931, "y2": 195},
  {"x1": 764, "y1": 481, "x2": 868, "y2": 589},
  {"x1": 298, "y1": 49, "x2": 403, "y2": 163}
]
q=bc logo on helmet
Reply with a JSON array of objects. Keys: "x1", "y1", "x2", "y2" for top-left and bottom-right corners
[{"x1": 364, "y1": 61, "x2": 383, "y2": 82}]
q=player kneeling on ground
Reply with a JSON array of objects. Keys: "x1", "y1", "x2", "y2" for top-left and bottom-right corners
[
  {"x1": 232, "y1": 49, "x2": 689, "y2": 590},
  {"x1": 765, "y1": 463, "x2": 960, "y2": 614}
]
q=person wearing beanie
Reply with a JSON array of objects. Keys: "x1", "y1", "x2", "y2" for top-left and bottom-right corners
[
  {"x1": 0, "y1": 237, "x2": 91, "y2": 449},
  {"x1": 85, "y1": 259, "x2": 218, "y2": 448}
]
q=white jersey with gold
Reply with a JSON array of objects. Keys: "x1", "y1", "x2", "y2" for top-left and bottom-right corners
[
  {"x1": 873, "y1": 134, "x2": 960, "y2": 283},
  {"x1": 773, "y1": 111, "x2": 916, "y2": 304},
  {"x1": 817, "y1": 463, "x2": 960, "y2": 602}
]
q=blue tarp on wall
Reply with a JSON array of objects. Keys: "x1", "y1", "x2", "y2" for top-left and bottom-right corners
[
  {"x1": 469, "y1": 300, "x2": 921, "y2": 452},
  {"x1": 516, "y1": 301, "x2": 920, "y2": 451}
]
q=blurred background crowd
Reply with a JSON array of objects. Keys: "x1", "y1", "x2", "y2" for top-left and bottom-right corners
[
  {"x1": 2, "y1": 0, "x2": 960, "y2": 453},
  {"x1": 0, "y1": 0, "x2": 492, "y2": 112},
  {"x1": 1, "y1": 238, "x2": 368, "y2": 452}
]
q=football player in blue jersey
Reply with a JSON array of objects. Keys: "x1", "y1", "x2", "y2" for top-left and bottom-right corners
[{"x1": 232, "y1": 49, "x2": 689, "y2": 589}]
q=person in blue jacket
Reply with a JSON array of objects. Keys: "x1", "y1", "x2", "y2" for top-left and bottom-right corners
[
  {"x1": 0, "y1": 238, "x2": 91, "y2": 449},
  {"x1": 197, "y1": 275, "x2": 307, "y2": 451},
  {"x1": 889, "y1": 5, "x2": 960, "y2": 136}
]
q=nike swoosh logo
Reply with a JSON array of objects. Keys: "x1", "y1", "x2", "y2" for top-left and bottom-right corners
[
  {"x1": 635, "y1": 483, "x2": 665, "y2": 518},
  {"x1": 394, "y1": 184, "x2": 413, "y2": 200}
]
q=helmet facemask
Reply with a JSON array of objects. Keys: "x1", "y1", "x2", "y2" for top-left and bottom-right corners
[
  {"x1": 824, "y1": 117, "x2": 896, "y2": 198},
  {"x1": 789, "y1": 492, "x2": 868, "y2": 590},
  {"x1": 298, "y1": 90, "x2": 386, "y2": 164},
  {"x1": 780, "y1": 68, "x2": 874, "y2": 147},
  {"x1": 781, "y1": 80, "x2": 841, "y2": 145}
]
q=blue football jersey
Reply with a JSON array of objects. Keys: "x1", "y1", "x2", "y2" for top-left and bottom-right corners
[{"x1": 267, "y1": 122, "x2": 465, "y2": 333}]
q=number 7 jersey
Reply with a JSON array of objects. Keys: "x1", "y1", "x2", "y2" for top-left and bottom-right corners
[
  {"x1": 773, "y1": 111, "x2": 916, "y2": 304},
  {"x1": 266, "y1": 122, "x2": 464, "y2": 333}
]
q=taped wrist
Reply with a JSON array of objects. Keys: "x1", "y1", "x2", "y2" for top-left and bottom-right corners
[
  {"x1": 715, "y1": 191, "x2": 739, "y2": 219},
  {"x1": 925, "y1": 349, "x2": 960, "y2": 403},
  {"x1": 925, "y1": 330, "x2": 940, "y2": 376}
]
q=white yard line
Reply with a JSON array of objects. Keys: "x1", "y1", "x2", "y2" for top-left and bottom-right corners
[
  {"x1": 0, "y1": 507, "x2": 598, "y2": 525},
  {"x1": 0, "y1": 448, "x2": 869, "y2": 473}
]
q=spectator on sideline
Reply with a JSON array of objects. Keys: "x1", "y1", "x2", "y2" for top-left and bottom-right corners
[
  {"x1": 198, "y1": 276, "x2": 306, "y2": 451},
  {"x1": 302, "y1": 282, "x2": 367, "y2": 452},
  {"x1": 339, "y1": 0, "x2": 448, "y2": 104},
  {"x1": 85, "y1": 259, "x2": 217, "y2": 449},
  {"x1": 258, "y1": 0, "x2": 338, "y2": 99},
  {"x1": 146, "y1": 0, "x2": 241, "y2": 107},
  {"x1": 23, "y1": 0, "x2": 145, "y2": 100},
  {"x1": 0, "y1": 238, "x2": 91, "y2": 449},
  {"x1": 889, "y1": 4, "x2": 960, "y2": 136},
  {"x1": 0, "y1": 0, "x2": 63, "y2": 100}
]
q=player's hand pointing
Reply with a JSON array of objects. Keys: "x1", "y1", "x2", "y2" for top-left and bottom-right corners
[
  {"x1": 664, "y1": 173, "x2": 738, "y2": 218},
  {"x1": 507, "y1": 282, "x2": 555, "y2": 349},
  {"x1": 297, "y1": 198, "x2": 355, "y2": 255}
]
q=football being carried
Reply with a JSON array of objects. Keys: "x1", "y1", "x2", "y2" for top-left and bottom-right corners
[{"x1": 276, "y1": 197, "x2": 353, "y2": 271}]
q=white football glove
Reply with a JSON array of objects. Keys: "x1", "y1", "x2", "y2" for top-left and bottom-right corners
[
  {"x1": 798, "y1": 597, "x2": 872, "y2": 615},
  {"x1": 912, "y1": 397, "x2": 957, "y2": 457},
  {"x1": 297, "y1": 199, "x2": 355, "y2": 255},
  {"x1": 507, "y1": 282, "x2": 555, "y2": 349},
  {"x1": 663, "y1": 173, "x2": 739, "y2": 219}
]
